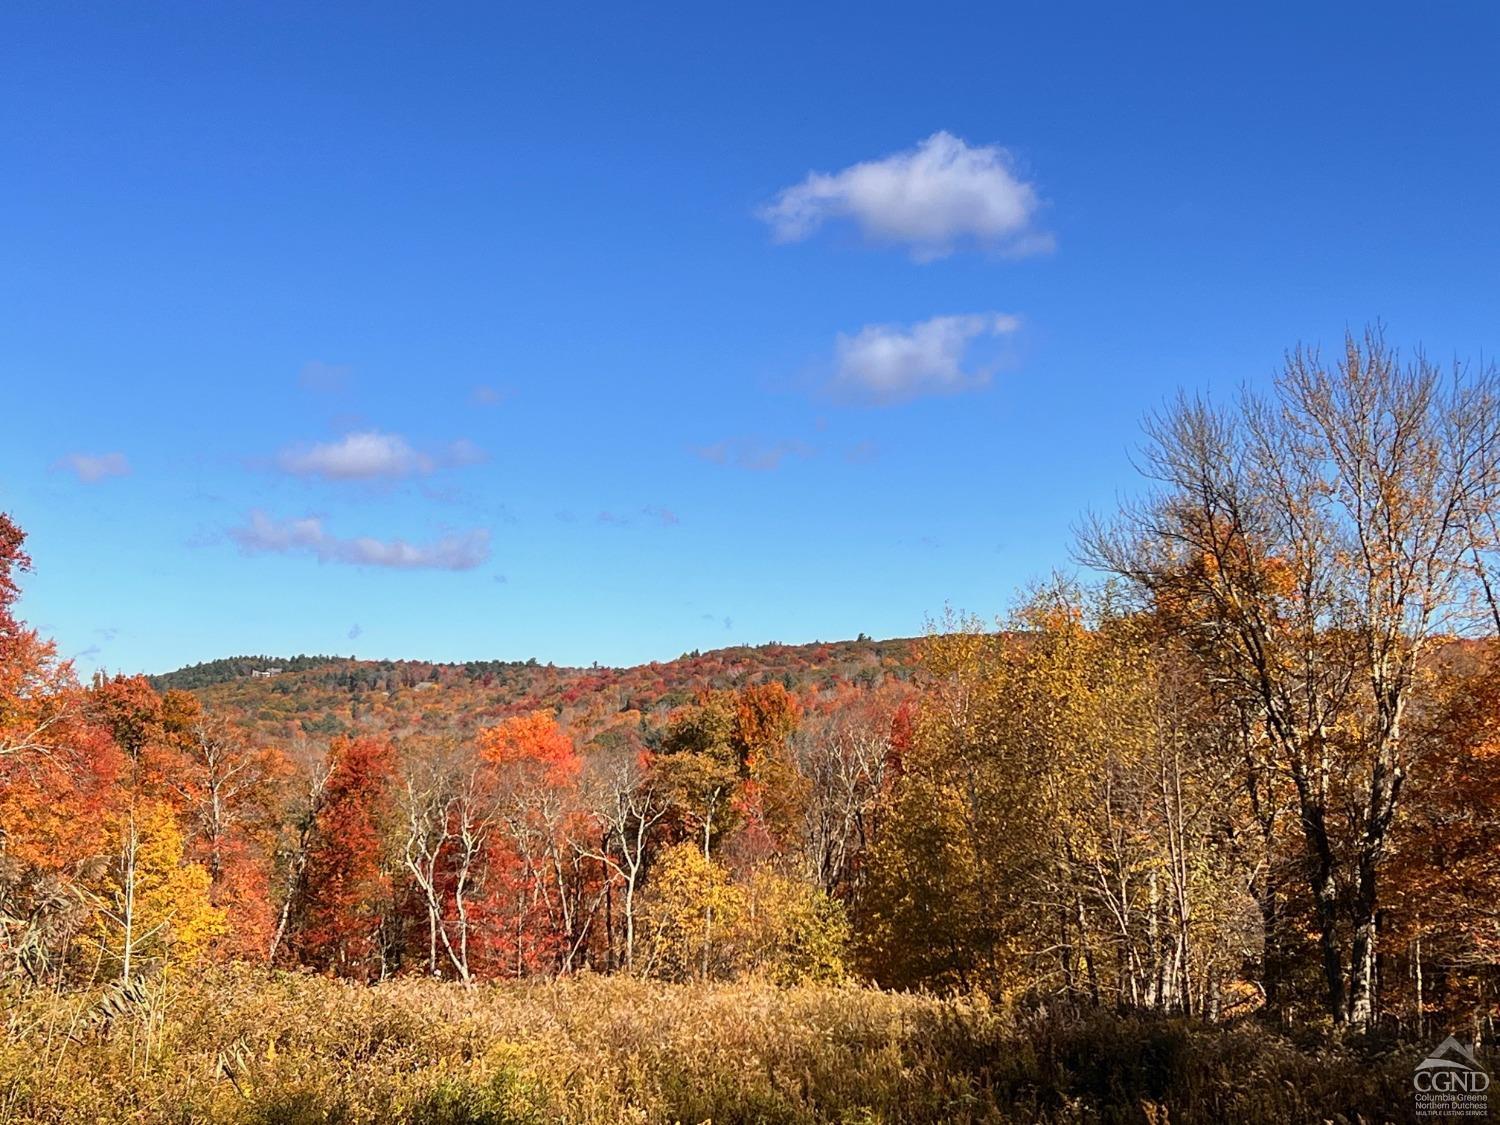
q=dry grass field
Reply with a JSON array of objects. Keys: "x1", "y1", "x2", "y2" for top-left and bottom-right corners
[{"x1": 1, "y1": 968, "x2": 1418, "y2": 1124}]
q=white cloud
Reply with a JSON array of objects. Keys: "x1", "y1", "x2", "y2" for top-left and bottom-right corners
[
  {"x1": 275, "y1": 431, "x2": 487, "y2": 480},
  {"x1": 56, "y1": 452, "x2": 130, "y2": 482},
  {"x1": 228, "y1": 510, "x2": 490, "y2": 571},
  {"x1": 277, "y1": 431, "x2": 431, "y2": 480},
  {"x1": 834, "y1": 313, "x2": 1020, "y2": 404},
  {"x1": 759, "y1": 132, "x2": 1051, "y2": 260}
]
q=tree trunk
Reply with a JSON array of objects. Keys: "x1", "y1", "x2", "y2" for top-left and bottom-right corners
[
  {"x1": 1413, "y1": 931, "x2": 1424, "y2": 1038},
  {"x1": 1313, "y1": 863, "x2": 1346, "y2": 1025},
  {"x1": 1347, "y1": 854, "x2": 1380, "y2": 1028}
]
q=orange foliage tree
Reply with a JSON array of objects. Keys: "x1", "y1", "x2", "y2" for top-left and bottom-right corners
[{"x1": 289, "y1": 736, "x2": 397, "y2": 980}]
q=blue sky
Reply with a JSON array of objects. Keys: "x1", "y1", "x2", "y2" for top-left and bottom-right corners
[{"x1": 4, "y1": 3, "x2": 1500, "y2": 674}]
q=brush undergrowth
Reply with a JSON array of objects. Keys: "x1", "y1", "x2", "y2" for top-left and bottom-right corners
[{"x1": 0, "y1": 966, "x2": 1421, "y2": 1123}]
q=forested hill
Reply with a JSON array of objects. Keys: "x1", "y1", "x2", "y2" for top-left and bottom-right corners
[
  {"x1": 153, "y1": 637, "x2": 921, "y2": 749},
  {"x1": 149, "y1": 654, "x2": 351, "y2": 690}
]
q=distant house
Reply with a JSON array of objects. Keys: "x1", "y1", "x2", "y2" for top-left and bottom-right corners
[{"x1": 251, "y1": 667, "x2": 284, "y2": 679}]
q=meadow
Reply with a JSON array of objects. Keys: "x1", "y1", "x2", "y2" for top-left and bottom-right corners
[{"x1": 2, "y1": 968, "x2": 1416, "y2": 1124}]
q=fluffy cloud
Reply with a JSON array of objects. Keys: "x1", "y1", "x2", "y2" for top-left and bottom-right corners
[
  {"x1": 834, "y1": 313, "x2": 1020, "y2": 404},
  {"x1": 228, "y1": 510, "x2": 490, "y2": 571},
  {"x1": 277, "y1": 432, "x2": 432, "y2": 480},
  {"x1": 759, "y1": 132, "x2": 1051, "y2": 260},
  {"x1": 275, "y1": 432, "x2": 487, "y2": 481},
  {"x1": 56, "y1": 452, "x2": 130, "y2": 482}
]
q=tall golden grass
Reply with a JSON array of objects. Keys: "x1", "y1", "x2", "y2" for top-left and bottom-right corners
[{"x1": 1, "y1": 967, "x2": 1421, "y2": 1123}]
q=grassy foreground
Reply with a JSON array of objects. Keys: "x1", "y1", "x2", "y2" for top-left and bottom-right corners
[{"x1": 2, "y1": 968, "x2": 1417, "y2": 1124}]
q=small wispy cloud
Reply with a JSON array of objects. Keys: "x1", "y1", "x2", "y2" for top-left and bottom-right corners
[
  {"x1": 833, "y1": 312, "x2": 1020, "y2": 404},
  {"x1": 444, "y1": 438, "x2": 488, "y2": 467},
  {"x1": 472, "y1": 385, "x2": 507, "y2": 406},
  {"x1": 597, "y1": 506, "x2": 681, "y2": 528},
  {"x1": 759, "y1": 132, "x2": 1052, "y2": 261},
  {"x1": 228, "y1": 510, "x2": 490, "y2": 571},
  {"x1": 299, "y1": 361, "x2": 353, "y2": 393},
  {"x1": 275, "y1": 431, "x2": 486, "y2": 481},
  {"x1": 55, "y1": 452, "x2": 131, "y2": 483},
  {"x1": 694, "y1": 439, "x2": 814, "y2": 472}
]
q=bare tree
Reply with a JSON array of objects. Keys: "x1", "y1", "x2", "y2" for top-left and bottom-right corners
[
  {"x1": 267, "y1": 758, "x2": 331, "y2": 966},
  {"x1": 795, "y1": 692, "x2": 898, "y2": 896},
  {"x1": 580, "y1": 753, "x2": 667, "y2": 972},
  {"x1": 494, "y1": 766, "x2": 601, "y2": 975},
  {"x1": 400, "y1": 763, "x2": 453, "y2": 978},
  {"x1": 1080, "y1": 329, "x2": 1500, "y2": 1026},
  {"x1": 175, "y1": 716, "x2": 271, "y2": 886},
  {"x1": 398, "y1": 744, "x2": 495, "y2": 983}
]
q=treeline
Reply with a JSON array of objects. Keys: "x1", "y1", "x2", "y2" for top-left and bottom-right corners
[
  {"x1": 147, "y1": 654, "x2": 348, "y2": 691},
  {"x1": 153, "y1": 640, "x2": 906, "y2": 696},
  {"x1": 4, "y1": 331, "x2": 1500, "y2": 1041}
]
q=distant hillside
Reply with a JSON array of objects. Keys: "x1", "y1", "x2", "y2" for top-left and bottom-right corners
[
  {"x1": 150, "y1": 654, "x2": 351, "y2": 691},
  {"x1": 157, "y1": 637, "x2": 923, "y2": 751}
]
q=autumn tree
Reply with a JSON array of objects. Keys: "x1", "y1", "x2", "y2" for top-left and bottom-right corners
[
  {"x1": 1383, "y1": 642, "x2": 1500, "y2": 1035},
  {"x1": 655, "y1": 684, "x2": 806, "y2": 864},
  {"x1": 859, "y1": 595, "x2": 1257, "y2": 1010},
  {"x1": 172, "y1": 713, "x2": 289, "y2": 958},
  {"x1": 640, "y1": 842, "x2": 743, "y2": 981},
  {"x1": 655, "y1": 693, "x2": 740, "y2": 857},
  {"x1": 736, "y1": 865, "x2": 849, "y2": 985},
  {"x1": 731, "y1": 682, "x2": 807, "y2": 862},
  {"x1": 290, "y1": 736, "x2": 397, "y2": 980},
  {"x1": 479, "y1": 711, "x2": 599, "y2": 975},
  {"x1": 0, "y1": 513, "x2": 74, "y2": 765},
  {"x1": 85, "y1": 800, "x2": 225, "y2": 982},
  {"x1": 1080, "y1": 329, "x2": 1500, "y2": 1026},
  {"x1": 857, "y1": 623, "x2": 1045, "y2": 993},
  {"x1": 0, "y1": 514, "x2": 127, "y2": 982},
  {"x1": 794, "y1": 684, "x2": 910, "y2": 898}
]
